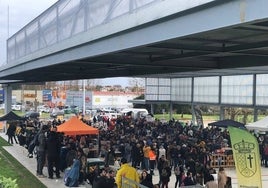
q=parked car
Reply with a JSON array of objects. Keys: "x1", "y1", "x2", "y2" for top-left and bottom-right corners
[
  {"x1": 0, "y1": 103, "x2": 4, "y2": 110},
  {"x1": 12, "y1": 103, "x2": 22, "y2": 111},
  {"x1": 50, "y1": 107, "x2": 64, "y2": 117},
  {"x1": 70, "y1": 105, "x2": 80, "y2": 114},
  {"x1": 85, "y1": 108, "x2": 98, "y2": 117},
  {"x1": 25, "y1": 111, "x2": 40, "y2": 119},
  {"x1": 64, "y1": 105, "x2": 72, "y2": 114},
  {"x1": 120, "y1": 108, "x2": 149, "y2": 119},
  {"x1": 37, "y1": 105, "x2": 50, "y2": 113}
]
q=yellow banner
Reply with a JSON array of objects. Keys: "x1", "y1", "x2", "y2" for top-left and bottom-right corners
[{"x1": 228, "y1": 126, "x2": 262, "y2": 188}]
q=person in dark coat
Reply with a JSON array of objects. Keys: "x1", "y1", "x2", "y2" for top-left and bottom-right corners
[
  {"x1": 6, "y1": 122, "x2": 18, "y2": 144},
  {"x1": 157, "y1": 155, "x2": 166, "y2": 185},
  {"x1": 105, "y1": 146, "x2": 115, "y2": 166},
  {"x1": 106, "y1": 169, "x2": 116, "y2": 188},
  {"x1": 183, "y1": 172, "x2": 196, "y2": 186},
  {"x1": 160, "y1": 160, "x2": 171, "y2": 188},
  {"x1": 93, "y1": 168, "x2": 114, "y2": 188},
  {"x1": 186, "y1": 157, "x2": 197, "y2": 178},
  {"x1": 131, "y1": 142, "x2": 143, "y2": 168},
  {"x1": 46, "y1": 126, "x2": 61, "y2": 179},
  {"x1": 141, "y1": 173, "x2": 154, "y2": 188},
  {"x1": 36, "y1": 125, "x2": 48, "y2": 178},
  {"x1": 174, "y1": 160, "x2": 184, "y2": 188}
]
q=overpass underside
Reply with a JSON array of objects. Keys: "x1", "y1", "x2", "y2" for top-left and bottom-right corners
[
  {"x1": 2, "y1": 0, "x2": 268, "y2": 121},
  {"x1": 1, "y1": 0, "x2": 268, "y2": 83}
]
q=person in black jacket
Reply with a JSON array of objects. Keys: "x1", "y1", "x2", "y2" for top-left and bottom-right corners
[
  {"x1": 93, "y1": 168, "x2": 114, "y2": 188},
  {"x1": 6, "y1": 122, "x2": 18, "y2": 144},
  {"x1": 174, "y1": 160, "x2": 184, "y2": 188},
  {"x1": 141, "y1": 173, "x2": 154, "y2": 188},
  {"x1": 160, "y1": 160, "x2": 171, "y2": 188},
  {"x1": 183, "y1": 172, "x2": 196, "y2": 186},
  {"x1": 131, "y1": 142, "x2": 143, "y2": 168},
  {"x1": 157, "y1": 155, "x2": 166, "y2": 185},
  {"x1": 46, "y1": 126, "x2": 61, "y2": 179},
  {"x1": 36, "y1": 125, "x2": 48, "y2": 178},
  {"x1": 106, "y1": 169, "x2": 116, "y2": 188}
]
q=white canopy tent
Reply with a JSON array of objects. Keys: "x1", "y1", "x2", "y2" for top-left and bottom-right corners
[{"x1": 245, "y1": 116, "x2": 268, "y2": 131}]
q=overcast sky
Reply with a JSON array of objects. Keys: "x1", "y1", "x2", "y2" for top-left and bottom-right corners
[
  {"x1": 0, "y1": 0, "x2": 129, "y2": 86},
  {"x1": 0, "y1": 0, "x2": 58, "y2": 63}
]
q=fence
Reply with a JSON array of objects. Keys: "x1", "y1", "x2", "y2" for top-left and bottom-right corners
[
  {"x1": 121, "y1": 176, "x2": 149, "y2": 188},
  {"x1": 210, "y1": 154, "x2": 235, "y2": 168}
]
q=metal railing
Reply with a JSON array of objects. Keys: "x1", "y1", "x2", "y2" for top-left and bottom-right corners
[
  {"x1": 121, "y1": 176, "x2": 204, "y2": 188},
  {"x1": 121, "y1": 176, "x2": 149, "y2": 188}
]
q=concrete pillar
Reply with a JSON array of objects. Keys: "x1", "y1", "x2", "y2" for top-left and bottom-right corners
[
  {"x1": 253, "y1": 74, "x2": 257, "y2": 121},
  {"x1": 169, "y1": 102, "x2": 173, "y2": 120},
  {"x1": 150, "y1": 104, "x2": 154, "y2": 115},
  {"x1": 191, "y1": 77, "x2": 195, "y2": 124},
  {"x1": 220, "y1": 106, "x2": 224, "y2": 120},
  {"x1": 3, "y1": 84, "x2": 12, "y2": 113}
]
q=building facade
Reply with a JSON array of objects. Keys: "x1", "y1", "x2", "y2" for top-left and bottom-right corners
[{"x1": 11, "y1": 90, "x2": 140, "y2": 110}]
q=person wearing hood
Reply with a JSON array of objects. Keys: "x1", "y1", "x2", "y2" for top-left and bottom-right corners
[
  {"x1": 46, "y1": 126, "x2": 61, "y2": 179},
  {"x1": 115, "y1": 158, "x2": 140, "y2": 188},
  {"x1": 64, "y1": 159, "x2": 80, "y2": 187},
  {"x1": 36, "y1": 125, "x2": 48, "y2": 178}
]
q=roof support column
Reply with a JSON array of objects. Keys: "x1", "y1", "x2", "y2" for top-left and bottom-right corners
[
  {"x1": 150, "y1": 104, "x2": 154, "y2": 115},
  {"x1": 191, "y1": 77, "x2": 195, "y2": 124},
  {"x1": 219, "y1": 76, "x2": 224, "y2": 120},
  {"x1": 169, "y1": 101, "x2": 173, "y2": 120},
  {"x1": 253, "y1": 74, "x2": 257, "y2": 121},
  {"x1": 169, "y1": 78, "x2": 172, "y2": 120},
  {"x1": 3, "y1": 84, "x2": 12, "y2": 113}
]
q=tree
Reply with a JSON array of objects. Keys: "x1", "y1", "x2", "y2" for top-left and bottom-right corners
[
  {"x1": 225, "y1": 107, "x2": 240, "y2": 120},
  {"x1": 132, "y1": 94, "x2": 151, "y2": 110},
  {"x1": 128, "y1": 77, "x2": 145, "y2": 87},
  {"x1": 85, "y1": 79, "x2": 101, "y2": 90},
  {"x1": 45, "y1": 81, "x2": 58, "y2": 90},
  {"x1": 173, "y1": 104, "x2": 191, "y2": 114},
  {"x1": 128, "y1": 77, "x2": 145, "y2": 93},
  {"x1": 95, "y1": 85, "x2": 103, "y2": 91}
]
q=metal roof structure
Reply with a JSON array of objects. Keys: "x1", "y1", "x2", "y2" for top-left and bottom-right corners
[{"x1": 1, "y1": 0, "x2": 268, "y2": 83}]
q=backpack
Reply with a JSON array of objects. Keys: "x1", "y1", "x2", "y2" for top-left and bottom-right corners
[
  {"x1": 161, "y1": 168, "x2": 168, "y2": 177},
  {"x1": 174, "y1": 166, "x2": 180, "y2": 176},
  {"x1": 28, "y1": 139, "x2": 35, "y2": 154},
  {"x1": 28, "y1": 133, "x2": 39, "y2": 154},
  {"x1": 64, "y1": 167, "x2": 71, "y2": 186},
  {"x1": 64, "y1": 160, "x2": 80, "y2": 187},
  {"x1": 33, "y1": 133, "x2": 40, "y2": 146}
]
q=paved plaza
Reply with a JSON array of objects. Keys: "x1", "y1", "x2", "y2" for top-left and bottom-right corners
[{"x1": 1, "y1": 132, "x2": 268, "y2": 188}]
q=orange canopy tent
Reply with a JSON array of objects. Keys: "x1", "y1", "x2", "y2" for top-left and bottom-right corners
[{"x1": 57, "y1": 116, "x2": 99, "y2": 135}]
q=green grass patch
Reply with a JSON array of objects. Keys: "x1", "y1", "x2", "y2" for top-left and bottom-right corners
[
  {"x1": 0, "y1": 137, "x2": 46, "y2": 188},
  {"x1": 154, "y1": 114, "x2": 219, "y2": 121}
]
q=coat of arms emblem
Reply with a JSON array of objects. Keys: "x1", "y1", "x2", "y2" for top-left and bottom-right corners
[{"x1": 233, "y1": 139, "x2": 256, "y2": 177}]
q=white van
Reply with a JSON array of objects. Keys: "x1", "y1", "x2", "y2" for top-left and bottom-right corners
[
  {"x1": 100, "y1": 109, "x2": 120, "y2": 120},
  {"x1": 120, "y1": 108, "x2": 149, "y2": 120}
]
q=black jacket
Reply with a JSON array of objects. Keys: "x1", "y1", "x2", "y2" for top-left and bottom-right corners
[{"x1": 46, "y1": 131, "x2": 61, "y2": 157}]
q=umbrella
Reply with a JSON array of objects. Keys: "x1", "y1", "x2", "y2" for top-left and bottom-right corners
[
  {"x1": 0, "y1": 111, "x2": 24, "y2": 121},
  {"x1": 208, "y1": 119, "x2": 245, "y2": 129},
  {"x1": 245, "y1": 116, "x2": 268, "y2": 131}
]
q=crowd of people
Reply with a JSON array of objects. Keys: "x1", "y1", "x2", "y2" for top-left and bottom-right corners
[{"x1": 8, "y1": 113, "x2": 266, "y2": 188}]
